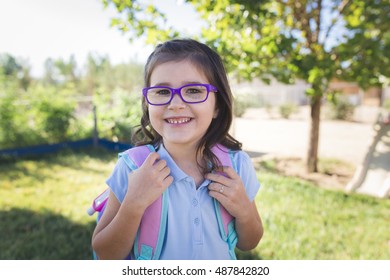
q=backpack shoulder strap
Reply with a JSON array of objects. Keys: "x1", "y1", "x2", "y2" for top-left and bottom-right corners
[
  {"x1": 211, "y1": 144, "x2": 238, "y2": 260},
  {"x1": 119, "y1": 144, "x2": 168, "y2": 260},
  {"x1": 118, "y1": 144, "x2": 155, "y2": 169}
]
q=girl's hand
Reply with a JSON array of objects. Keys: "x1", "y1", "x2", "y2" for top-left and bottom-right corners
[
  {"x1": 124, "y1": 152, "x2": 173, "y2": 211},
  {"x1": 206, "y1": 166, "x2": 252, "y2": 220}
]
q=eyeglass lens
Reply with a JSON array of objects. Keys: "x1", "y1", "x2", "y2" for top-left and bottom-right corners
[{"x1": 146, "y1": 85, "x2": 209, "y2": 104}]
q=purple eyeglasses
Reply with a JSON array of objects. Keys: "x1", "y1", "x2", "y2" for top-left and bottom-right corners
[{"x1": 142, "y1": 83, "x2": 218, "y2": 106}]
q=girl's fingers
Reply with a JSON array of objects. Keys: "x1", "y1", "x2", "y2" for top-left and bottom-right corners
[
  {"x1": 160, "y1": 166, "x2": 171, "y2": 180},
  {"x1": 206, "y1": 173, "x2": 230, "y2": 186},
  {"x1": 154, "y1": 159, "x2": 168, "y2": 171},
  {"x1": 214, "y1": 166, "x2": 239, "y2": 179},
  {"x1": 163, "y1": 175, "x2": 174, "y2": 187},
  {"x1": 143, "y1": 152, "x2": 160, "y2": 166},
  {"x1": 208, "y1": 182, "x2": 227, "y2": 194}
]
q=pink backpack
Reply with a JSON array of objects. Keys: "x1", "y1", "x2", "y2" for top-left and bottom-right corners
[{"x1": 88, "y1": 144, "x2": 238, "y2": 259}]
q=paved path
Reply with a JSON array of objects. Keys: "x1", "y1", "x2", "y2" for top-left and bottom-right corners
[
  {"x1": 234, "y1": 108, "x2": 374, "y2": 164},
  {"x1": 234, "y1": 107, "x2": 390, "y2": 198}
]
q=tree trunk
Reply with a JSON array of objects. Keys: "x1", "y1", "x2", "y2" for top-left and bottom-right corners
[
  {"x1": 307, "y1": 94, "x2": 321, "y2": 172},
  {"x1": 379, "y1": 87, "x2": 384, "y2": 107}
]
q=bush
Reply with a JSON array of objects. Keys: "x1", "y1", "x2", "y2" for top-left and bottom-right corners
[
  {"x1": 279, "y1": 103, "x2": 298, "y2": 119},
  {"x1": 328, "y1": 96, "x2": 355, "y2": 121},
  {"x1": 0, "y1": 87, "x2": 44, "y2": 148},
  {"x1": 0, "y1": 84, "x2": 87, "y2": 149},
  {"x1": 233, "y1": 96, "x2": 249, "y2": 117},
  {"x1": 37, "y1": 100, "x2": 75, "y2": 142},
  {"x1": 233, "y1": 94, "x2": 260, "y2": 117},
  {"x1": 93, "y1": 88, "x2": 142, "y2": 143},
  {"x1": 383, "y1": 98, "x2": 390, "y2": 112}
]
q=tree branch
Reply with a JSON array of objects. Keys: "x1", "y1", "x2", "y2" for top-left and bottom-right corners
[
  {"x1": 338, "y1": 0, "x2": 352, "y2": 14},
  {"x1": 292, "y1": 1, "x2": 313, "y2": 49},
  {"x1": 323, "y1": 0, "x2": 352, "y2": 44},
  {"x1": 312, "y1": 0, "x2": 322, "y2": 44}
]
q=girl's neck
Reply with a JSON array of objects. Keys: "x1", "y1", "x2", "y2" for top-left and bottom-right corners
[
  {"x1": 163, "y1": 142, "x2": 198, "y2": 160},
  {"x1": 163, "y1": 142, "x2": 205, "y2": 187}
]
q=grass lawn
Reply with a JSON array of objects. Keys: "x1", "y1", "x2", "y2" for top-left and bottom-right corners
[{"x1": 0, "y1": 148, "x2": 389, "y2": 259}]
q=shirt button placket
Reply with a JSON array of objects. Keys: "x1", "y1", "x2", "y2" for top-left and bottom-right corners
[{"x1": 193, "y1": 196, "x2": 202, "y2": 245}]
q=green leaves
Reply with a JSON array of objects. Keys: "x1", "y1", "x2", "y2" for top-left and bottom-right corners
[
  {"x1": 334, "y1": 0, "x2": 390, "y2": 89},
  {"x1": 103, "y1": 0, "x2": 179, "y2": 44}
]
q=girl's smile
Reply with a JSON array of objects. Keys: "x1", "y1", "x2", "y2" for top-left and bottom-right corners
[{"x1": 165, "y1": 117, "x2": 193, "y2": 125}]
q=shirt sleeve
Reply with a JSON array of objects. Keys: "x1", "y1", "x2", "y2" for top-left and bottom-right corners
[
  {"x1": 105, "y1": 157, "x2": 132, "y2": 203},
  {"x1": 232, "y1": 150, "x2": 261, "y2": 201}
]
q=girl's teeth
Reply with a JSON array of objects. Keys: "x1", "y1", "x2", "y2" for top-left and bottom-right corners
[{"x1": 167, "y1": 118, "x2": 190, "y2": 124}]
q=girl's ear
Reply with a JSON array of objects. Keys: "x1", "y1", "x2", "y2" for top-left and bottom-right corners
[{"x1": 213, "y1": 107, "x2": 219, "y2": 119}]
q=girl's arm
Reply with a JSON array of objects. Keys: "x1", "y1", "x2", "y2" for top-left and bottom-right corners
[
  {"x1": 206, "y1": 165, "x2": 264, "y2": 251},
  {"x1": 234, "y1": 201, "x2": 263, "y2": 250},
  {"x1": 92, "y1": 152, "x2": 173, "y2": 259},
  {"x1": 91, "y1": 190, "x2": 145, "y2": 259}
]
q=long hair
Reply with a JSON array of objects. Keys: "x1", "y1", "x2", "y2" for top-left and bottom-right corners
[{"x1": 133, "y1": 39, "x2": 242, "y2": 172}]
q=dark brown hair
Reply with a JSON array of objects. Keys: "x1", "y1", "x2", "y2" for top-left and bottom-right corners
[{"x1": 133, "y1": 39, "x2": 242, "y2": 172}]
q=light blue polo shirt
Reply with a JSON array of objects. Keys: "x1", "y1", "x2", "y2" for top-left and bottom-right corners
[{"x1": 106, "y1": 144, "x2": 260, "y2": 260}]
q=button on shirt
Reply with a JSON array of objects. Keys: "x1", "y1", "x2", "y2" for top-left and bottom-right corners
[{"x1": 106, "y1": 144, "x2": 260, "y2": 260}]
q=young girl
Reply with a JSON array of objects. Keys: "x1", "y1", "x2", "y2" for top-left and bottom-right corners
[{"x1": 92, "y1": 39, "x2": 263, "y2": 260}]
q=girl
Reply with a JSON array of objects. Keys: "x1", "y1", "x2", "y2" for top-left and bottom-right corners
[{"x1": 92, "y1": 39, "x2": 263, "y2": 259}]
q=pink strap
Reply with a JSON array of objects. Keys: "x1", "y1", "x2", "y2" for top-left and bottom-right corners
[
  {"x1": 220, "y1": 204, "x2": 233, "y2": 235},
  {"x1": 211, "y1": 144, "x2": 230, "y2": 169},
  {"x1": 211, "y1": 144, "x2": 234, "y2": 235},
  {"x1": 137, "y1": 196, "x2": 162, "y2": 255},
  {"x1": 126, "y1": 145, "x2": 153, "y2": 167},
  {"x1": 126, "y1": 145, "x2": 161, "y2": 257}
]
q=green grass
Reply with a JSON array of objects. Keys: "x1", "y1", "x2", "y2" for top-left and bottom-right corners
[
  {"x1": 0, "y1": 148, "x2": 116, "y2": 259},
  {"x1": 244, "y1": 172, "x2": 390, "y2": 259},
  {"x1": 1, "y1": 149, "x2": 389, "y2": 259}
]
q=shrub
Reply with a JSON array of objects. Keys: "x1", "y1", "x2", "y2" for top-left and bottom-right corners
[
  {"x1": 279, "y1": 103, "x2": 298, "y2": 119},
  {"x1": 233, "y1": 94, "x2": 260, "y2": 117},
  {"x1": 37, "y1": 100, "x2": 75, "y2": 142},
  {"x1": 328, "y1": 96, "x2": 355, "y2": 121},
  {"x1": 383, "y1": 98, "x2": 390, "y2": 111},
  {"x1": 93, "y1": 88, "x2": 142, "y2": 143},
  {"x1": 233, "y1": 97, "x2": 249, "y2": 117},
  {"x1": 0, "y1": 86, "x2": 44, "y2": 148}
]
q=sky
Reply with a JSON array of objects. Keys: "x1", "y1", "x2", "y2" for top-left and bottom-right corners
[{"x1": 0, "y1": 0, "x2": 201, "y2": 77}]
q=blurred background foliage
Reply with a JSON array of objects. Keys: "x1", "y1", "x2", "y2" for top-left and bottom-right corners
[{"x1": 0, "y1": 52, "x2": 144, "y2": 149}]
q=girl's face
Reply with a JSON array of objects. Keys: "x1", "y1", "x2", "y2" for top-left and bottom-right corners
[{"x1": 148, "y1": 60, "x2": 218, "y2": 150}]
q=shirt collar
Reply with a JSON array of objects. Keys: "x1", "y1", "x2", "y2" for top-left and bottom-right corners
[
  {"x1": 157, "y1": 144, "x2": 188, "y2": 183},
  {"x1": 156, "y1": 144, "x2": 212, "y2": 189}
]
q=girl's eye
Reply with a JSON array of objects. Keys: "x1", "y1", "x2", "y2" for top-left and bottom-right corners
[
  {"x1": 184, "y1": 87, "x2": 204, "y2": 94},
  {"x1": 155, "y1": 89, "x2": 171, "y2": 96}
]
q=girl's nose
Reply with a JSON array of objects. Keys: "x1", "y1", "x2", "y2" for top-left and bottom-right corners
[{"x1": 168, "y1": 93, "x2": 186, "y2": 109}]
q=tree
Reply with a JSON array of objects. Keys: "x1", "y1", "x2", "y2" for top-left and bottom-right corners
[
  {"x1": 103, "y1": 0, "x2": 390, "y2": 172},
  {"x1": 0, "y1": 53, "x2": 32, "y2": 90},
  {"x1": 43, "y1": 58, "x2": 57, "y2": 85},
  {"x1": 0, "y1": 53, "x2": 21, "y2": 76},
  {"x1": 54, "y1": 55, "x2": 79, "y2": 85},
  {"x1": 43, "y1": 56, "x2": 80, "y2": 86},
  {"x1": 84, "y1": 52, "x2": 111, "y2": 95}
]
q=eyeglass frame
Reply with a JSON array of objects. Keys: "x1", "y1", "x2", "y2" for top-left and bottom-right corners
[{"x1": 142, "y1": 83, "x2": 218, "y2": 106}]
